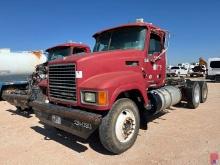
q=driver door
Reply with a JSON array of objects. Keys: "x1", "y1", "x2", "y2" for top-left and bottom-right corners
[{"x1": 144, "y1": 32, "x2": 165, "y2": 87}]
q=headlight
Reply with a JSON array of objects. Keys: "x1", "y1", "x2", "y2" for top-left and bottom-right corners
[
  {"x1": 83, "y1": 92, "x2": 96, "y2": 103},
  {"x1": 81, "y1": 91, "x2": 107, "y2": 105}
]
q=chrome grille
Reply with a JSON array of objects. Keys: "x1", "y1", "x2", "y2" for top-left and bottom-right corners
[{"x1": 48, "y1": 64, "x2": 76, "y2": 103}]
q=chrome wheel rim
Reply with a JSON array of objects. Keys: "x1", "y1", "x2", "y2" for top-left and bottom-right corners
[{"x1": 115, "y1": 109, "x2": 136, "y2": 143}]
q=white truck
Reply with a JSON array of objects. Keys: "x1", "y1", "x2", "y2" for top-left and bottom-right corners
[
  {"x1": 207, "y1": 57, "x2": 220, "y2": 81},
  {"x1": 167, "y1": 66, "x2": 188, "y2": 77}
]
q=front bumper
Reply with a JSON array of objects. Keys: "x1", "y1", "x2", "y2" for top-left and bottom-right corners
[{"x1": 30, "y1": 101, "x2": 102, "y2": 139}]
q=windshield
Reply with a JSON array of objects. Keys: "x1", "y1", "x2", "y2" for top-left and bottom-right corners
[
  {"x1": 93, "y1": 27, "x2": 146, "y2": 52},
  {"x1": 210, "y1": 61, "x2": 220, "y2": 68},
  {"x1": 47, "y1": 47, "x2": 71, "y2": 61}
]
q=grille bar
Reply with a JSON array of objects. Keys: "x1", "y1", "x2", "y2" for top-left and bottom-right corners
[
  {"x1": 49, "y1": 79, "x2": 76, "y2": 82},
  {"x1": 49, "y1": 64, "x2": 76, "y2": 103},
  {"x1": 49, "y1": 82, "x2": 76, "y2": 86},
  {"x1": 50, "y1": 88, "x2": 75, "y2": 93},
  {"x1": 49, "y1": 70, "x2": 75, "y2": 73},
  {"x1": 49, "y1": 85, "x2": 76, "y2": 90}
]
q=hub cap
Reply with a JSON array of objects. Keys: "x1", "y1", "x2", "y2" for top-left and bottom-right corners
[
  {"x1": 115, "y1": 109, "x2": 136, "y2": 143},
  {"x1": 194, "y1": 85, "x2": 200, "y2": 103}
]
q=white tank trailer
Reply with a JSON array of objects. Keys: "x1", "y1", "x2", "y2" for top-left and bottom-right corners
[{"x1": 0, "y1": 48, "x2": 47, "y2": 82}]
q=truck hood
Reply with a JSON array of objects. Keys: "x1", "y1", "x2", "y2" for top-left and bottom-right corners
[
  {"x1": 48, "y1": 49, "x2": 144, "y2": 88},
  {"x1": 48, "y1": 49, "x2": 143, "y2": 65}
]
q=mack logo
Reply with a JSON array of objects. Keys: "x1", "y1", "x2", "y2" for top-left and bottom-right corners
[
  {"x1": 75, "y1": 71, "x2": 83, "y2": 78},
  {"x1": 73, "y1": 120, "x2": 92, "y2": 130}
]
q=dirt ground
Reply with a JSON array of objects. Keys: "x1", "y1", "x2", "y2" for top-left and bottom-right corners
[{"x1": 0, "y1": 81, "x2": 220, "y2": 165}]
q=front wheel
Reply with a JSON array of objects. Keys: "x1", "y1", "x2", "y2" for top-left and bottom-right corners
[{"x1": 99, "y1": 98, "x2": 140, "y2": 154}]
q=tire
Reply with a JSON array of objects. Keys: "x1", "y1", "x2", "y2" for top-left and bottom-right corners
[
  {"x1": 198, "y1": 81, "x2": 208, "y2": 103},
  {"x1": 99, "y1": 98, "x2": 140, "y2": 154},
  {"x1": 16, "y1": 106, "x2": 32, "y2": 112},
  {"x1": 186, "y1": 81, "x2": 201, "y2": 109},
  {"x1": 16, "y1": 106, "x2": 22, "y2": 112}
]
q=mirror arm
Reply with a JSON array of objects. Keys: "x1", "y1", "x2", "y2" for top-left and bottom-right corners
[{"x1": 150, "y1": 48, "x2": 168, "y2": 63}]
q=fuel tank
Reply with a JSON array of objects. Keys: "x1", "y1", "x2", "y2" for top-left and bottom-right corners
[
  {"x1": 0, "y1": 48, "x2": 47, "y2": 82},
  {"x1": 148, "y1": 86, "x2": 182, "y2": 114}
]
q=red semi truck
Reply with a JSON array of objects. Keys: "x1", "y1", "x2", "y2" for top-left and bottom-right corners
[
  {"x1": 2, "y1": 42, "x2": 90, "y2": 111},
  {"x1": 31, "y1": 20, "x2": 208, "y2": 154}
]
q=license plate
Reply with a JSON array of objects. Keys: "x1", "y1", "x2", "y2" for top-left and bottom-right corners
[{"x1": 52, "y1": 115, "x2": 61, "y2": 124}]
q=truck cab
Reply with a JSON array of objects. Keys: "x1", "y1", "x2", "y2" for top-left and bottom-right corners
[
  {"x1": 32, "y1": 20, "x2": 169, "y2": 152},
  {"x1": 45, "y1": 22, "x2": 167, "y2": 110},
  {"x1": 32, "y1": 20, "x2": 208, "y2": 154},
  {"x1": 46, "y1": 42, "x2": 90, "y2": 61}
]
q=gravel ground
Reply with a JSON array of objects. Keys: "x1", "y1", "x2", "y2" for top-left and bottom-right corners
[{"x1": 0, "y1": 82, "x2": 220, "y2": 165}]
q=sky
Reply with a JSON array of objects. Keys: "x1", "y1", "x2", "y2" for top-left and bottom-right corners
[{"x1": 0, "y1": 0, "x2": 220, "y2": 65}]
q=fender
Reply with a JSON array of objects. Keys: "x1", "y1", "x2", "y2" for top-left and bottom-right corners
[
  {"x1": 79, "y1": 71, "x2": 148, "y2": 109},
  {"x1": 110, "y1": 83, "x2": 148, "y2": 106}
]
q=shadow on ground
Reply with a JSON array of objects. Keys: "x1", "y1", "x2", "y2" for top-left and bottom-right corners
[
  {"x1": 31, "y1": 110, "x2": 174, "y2": 155},
  {"x1": 6, "y1": 108, "x2": 34, "y2": 118},
  {"x1": 173, "y1": 101, "x2": 193, "y2": 110},
  {"x1": 31, "y1": 123, "x2": 114, "y2": 155},
  {"x1": 140, "y1": 110, "x2": 170, "y2": 130}
]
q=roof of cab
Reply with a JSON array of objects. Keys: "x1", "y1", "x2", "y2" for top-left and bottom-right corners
[
  {"x1": 93, "y1": 22, "x2": 166, "y2": 37},
  {"x1": 46, "y1": 43, "x2": 90, "y2": 52}
]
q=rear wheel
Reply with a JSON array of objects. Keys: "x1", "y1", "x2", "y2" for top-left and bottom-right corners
[
  {"x1": 186, "y1": 81, "x2": 201, "y2": 109},
  {"x1": 99, "y1": 98, "x2": 140, "y2": 154},
  {"x1": 198, "y1": 81, "x2": 208, "y2": 103}
]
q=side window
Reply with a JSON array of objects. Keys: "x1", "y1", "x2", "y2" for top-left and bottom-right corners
[
  {"x1": 93, "y1": 32, "x2": 111, "y2": 52},
  {"x1": 148, "y1": 33, "x2": 162, "y2": 55},
  {"x1": 73, "y1": 48, "x2": 86, "y2": 54}
]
